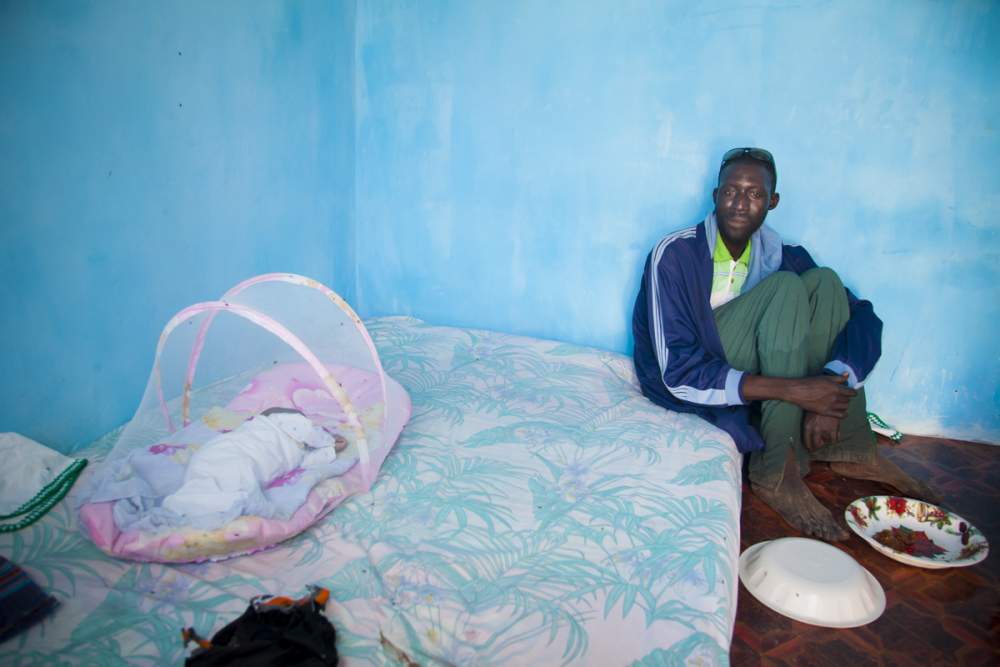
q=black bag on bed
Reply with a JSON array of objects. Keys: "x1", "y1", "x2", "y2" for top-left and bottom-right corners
[{"x1": 183, "y1": 586, "x2": 338, "y2": 666}]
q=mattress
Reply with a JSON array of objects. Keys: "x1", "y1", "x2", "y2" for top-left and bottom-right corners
[{"x1": 0, "y1": 317, "x2": 742, "y2": 666}]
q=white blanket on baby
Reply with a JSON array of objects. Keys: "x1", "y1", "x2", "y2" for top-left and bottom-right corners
[{"x1": 161, "y1": 413, "x2": 340, "y2": 519}]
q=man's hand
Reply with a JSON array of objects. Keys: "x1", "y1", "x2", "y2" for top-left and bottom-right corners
[
  {"x1": 741, "y1": 372, "x2": 856, "y2": 418},
  {"x1": 784, "y1": 373, "x2": 856, "y2": 418},
  {"x1": 803, "y1": 411, "x2": 840, "y2": 452}
]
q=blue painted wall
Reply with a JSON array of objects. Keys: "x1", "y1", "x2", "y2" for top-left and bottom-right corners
[
  {"x1": 3, "y1": 1, "x2": 998, "y2": 450},
  {"x1": 0, "y1": 0, "x2": 356, "y2": 451},
  {"x1": 354, "y1": 0, "x2": 1000, "y2": 443}
]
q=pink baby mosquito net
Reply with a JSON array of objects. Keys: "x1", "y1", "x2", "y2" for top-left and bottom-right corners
[{"x1": 78, "y1": 273, "x2": 410, "y2": 563}]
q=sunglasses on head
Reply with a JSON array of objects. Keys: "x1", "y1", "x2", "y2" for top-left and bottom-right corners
[{"x1": 720, "y1": 147, "x2": 777, "y2": 188}]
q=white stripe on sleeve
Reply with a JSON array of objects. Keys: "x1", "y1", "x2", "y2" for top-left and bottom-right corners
[{"x1": 648, "y1": 227, "x2": 731, "y2": 407}]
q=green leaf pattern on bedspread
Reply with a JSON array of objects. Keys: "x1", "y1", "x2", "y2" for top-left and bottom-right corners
[{"x1": 0, "y1": 317, "x2": 739, "y2": 666}]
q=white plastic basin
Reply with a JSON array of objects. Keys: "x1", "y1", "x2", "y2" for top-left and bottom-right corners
[{"x1": 738, "y1": 537, "x2": 885, "y2": 628}]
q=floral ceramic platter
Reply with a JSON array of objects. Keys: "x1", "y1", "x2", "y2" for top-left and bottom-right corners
[{"x1": 845, "y1": 496, "x2": 989, "y2": 569}]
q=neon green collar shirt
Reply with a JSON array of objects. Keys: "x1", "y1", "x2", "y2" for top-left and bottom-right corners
[{"x1": 710, "y1": 232, "x2": 751, "y2": 309}]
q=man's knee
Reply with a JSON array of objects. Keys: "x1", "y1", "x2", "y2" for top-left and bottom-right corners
[
  {"x1": 801, "y1": 267, "x2": 849, "y2": 318},
  {"x1": 759, "y1": 270, "x2": 809, "y2": 304},
  {"x1": 802, "y1": 266, "x2": 844, "y2": 293}
]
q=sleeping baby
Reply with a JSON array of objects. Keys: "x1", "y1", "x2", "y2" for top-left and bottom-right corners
[{"x1": 161, "y1": 407, "x2": 350, "y2": 520}]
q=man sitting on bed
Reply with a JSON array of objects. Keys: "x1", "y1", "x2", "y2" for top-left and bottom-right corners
[{"x1": 631, "y1": 147, "x2": 935, "y2": 541}]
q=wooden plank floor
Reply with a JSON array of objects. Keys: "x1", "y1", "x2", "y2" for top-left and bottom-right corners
[{"x1": 732, "y1": 435, "x2": 1000, "y2": 666}]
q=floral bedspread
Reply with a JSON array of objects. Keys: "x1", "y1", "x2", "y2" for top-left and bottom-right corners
[{"x1": 0, "y1": 317, "x2": 741, "y2": 666}]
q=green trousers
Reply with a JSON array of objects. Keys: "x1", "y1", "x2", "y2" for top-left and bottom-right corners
[{"x1": 714, "y1": 268, "x2": 877, "y2": 490}]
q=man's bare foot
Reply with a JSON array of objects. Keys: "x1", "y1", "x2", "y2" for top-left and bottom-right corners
[
  {"x1": 829, "y1": 454, "x2": 941, "y2": 504},
  {"x1": 752, "y1": 449, "x2": 848, "y2": 542}
]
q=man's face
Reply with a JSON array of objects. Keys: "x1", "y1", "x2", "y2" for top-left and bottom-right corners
[{"x1": 713, "y1": 160, "x2": 779, "y2": 249}]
